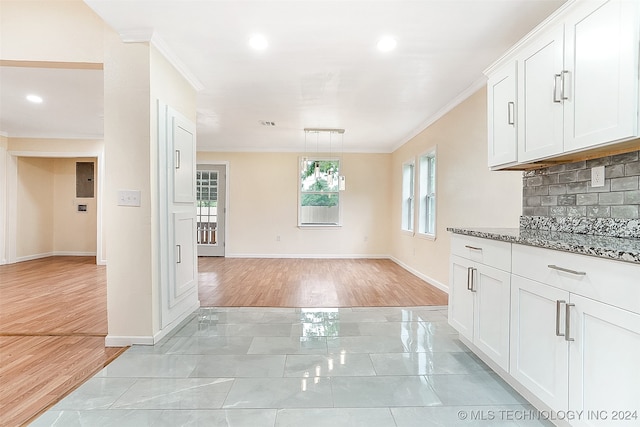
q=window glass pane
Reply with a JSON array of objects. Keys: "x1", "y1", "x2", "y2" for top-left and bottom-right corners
[
  {"x1": 402, "y1": 162, "x2": 414, "y2": 232},
  {"x1": 299, "y1": 158, "x2": 341, "y2": 225},
  {"x1": 301, "y1": 160, "x2": 340, "y2": 192},
  {"x1": 418, "y1": 151, "x2": 436, "y2": 236}
]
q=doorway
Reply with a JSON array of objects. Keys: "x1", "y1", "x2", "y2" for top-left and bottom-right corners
[{"x1": 196, "y1": 164, "x2": 226, "y2": 256}]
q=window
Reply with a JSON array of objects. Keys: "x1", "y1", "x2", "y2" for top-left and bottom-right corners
[
  {"x1": 401, "y1": 160, "x2": 415, "y2": 232},
  {"x1": 418, "y1": 149, "x2": 437, "y2": 237},
  {"x1": 196, "y1": 169, "x2": 218, "y2": 245},
  {"x1": 299, "y1": 158, "x2": 341, "y2": 226}
]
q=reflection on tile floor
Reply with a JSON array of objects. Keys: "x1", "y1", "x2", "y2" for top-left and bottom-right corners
[{"x1": 33, "y1": 307, "x2": 551, "y2": 426}]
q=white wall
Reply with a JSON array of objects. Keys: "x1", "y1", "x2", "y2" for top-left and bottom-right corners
[
  {"x1": 390, "y1": 88, "x2": 522, "y2": 290},
  {"x1": 196, "y1": 152, "x2": 391, "y2": 258}
]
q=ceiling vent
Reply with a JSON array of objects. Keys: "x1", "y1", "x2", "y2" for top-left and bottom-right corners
[{"x1": 260, "y1": 120, "x2": 276, "y2": 127}]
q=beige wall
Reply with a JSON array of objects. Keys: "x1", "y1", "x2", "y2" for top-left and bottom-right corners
[
  {"x1": 0, "y1": 135, "x2": 7, "y2": 263},
  {"x1": 8, "y1": 138, "x2": 103, "y2": 154},
  {"x1": 16, "y1": 157, "x2": 55, "y2": 258},
  {"x1": 52, "y1": 158, "x2": 97, "y2": 254},
  {"x1": 0, "y1": 0, "x2": 104, "y2": 63},
  {"x1": 390, "y1": 88, "x2": 522, "y2": 290},
  {"x1": 196, "y1": 152, "x2": 391, "y2": 257},
  {"x1": 103, "y1": 30, "x2": 154, "y2": 338},
  {"x1": 14, "y1": 156, "x2": 98, "y2": 259}
]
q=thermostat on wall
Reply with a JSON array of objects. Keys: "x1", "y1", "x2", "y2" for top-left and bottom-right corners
[{"x1": 77, "y1": 204, "x2": 87, "y2": 212}]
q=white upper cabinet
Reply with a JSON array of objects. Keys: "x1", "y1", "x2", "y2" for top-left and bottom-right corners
[
  {"x1": 563, "y1": 0, "x2": 640, "y2": 152},
  {"x1": 172, "y1": 115, "x2": 196, "y2": 204},
  {"x1": 517, "y1": 25, "x2": 565, "y2": 162},
  {"x1": 487, "y1": 0, "x2": 640, "y2": 168},
  {"x1": 487, "y1": 61, "x2": 518, "y2": 168}
]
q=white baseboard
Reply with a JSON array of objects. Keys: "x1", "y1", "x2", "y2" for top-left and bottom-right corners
[
  {"x1": 15, "y1": 252, "x2": 54, "y2": 262},
  {"x1": 15, "y1": 251, "x2": 97, "y2": 263},
  {"x1": 389, "y1": 256, "x2": 449, "y2": 294},
  {"x1": 105, "y1": 301, "x2": 200, "y2": 348},
  {"x1": 105, "y1": 335, "x2": 154, "y2": 347},
  {"x1": 53, "y1": 251, "x2": 97, "y2": 257},
  {"x1": 155, "y1": 300, "x2": 200, "y2": 344}
]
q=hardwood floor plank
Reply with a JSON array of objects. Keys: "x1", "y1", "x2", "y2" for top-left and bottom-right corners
[{"x1": 198, "y1": 257, "x2": 448, "y2": 307}]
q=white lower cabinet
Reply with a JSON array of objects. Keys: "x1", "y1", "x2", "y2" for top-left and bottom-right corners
[
  {"x1": 450, "y1": 236, "x2": 640, "y2": 426},
  {"x1": 510, "y1": 275, "x2": 569, "y2": 412},
  {"x1": 568, "y1": 294, "x2": 640, "y2": 427},
  {"x1": 449, "y1": 236, "x2": 511, "y2": 371},
  {"x1": 510, "y1": 244, "x2": 640, "y2": 426}
]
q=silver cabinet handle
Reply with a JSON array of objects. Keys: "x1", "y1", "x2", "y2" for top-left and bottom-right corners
[
  {"x1": 175, "y1": 150, "x2": 181, "y2": 169},
  {"x1": 176, "y1": 245, "x2": 182, "y2": 264},
  {"x1": 465, "y1": 245, "x2": 482, "y2": 251},
  {"x1": 508, "y1": 101, "x2": 515, "y2": 125},
  {"x1": 548, "y1": 265, "x2": 586, "y2": 276},
  {"x1": 565, "y1": 303, "x2": 575, "y2": 342},
  {"x1": 467, "y1": 267, "x2": 473, "y2": 291},
  {"x1": 470, "y1": 268, "x2": 477, "y2": 293},
  {"x1": 561, "y1": 70, "x2": 570, "y2": 101},
  {"x1": 556, "y1": 300, "x2": 566, "y2": 337},
  {"x1": 553, "y1": 73, "x2": 562, "y2": 103}
]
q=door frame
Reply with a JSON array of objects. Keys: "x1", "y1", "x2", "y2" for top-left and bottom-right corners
[
  {"x1": 3, "y1": 150, "x2": 105, "y2": 265},
  {"x1": 196, "y1": 160, "x2": 229, "y2": 257}
]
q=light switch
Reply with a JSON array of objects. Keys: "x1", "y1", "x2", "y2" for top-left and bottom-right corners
[{"x1": 118, "y1": 190, "x2": 141, "y2": 207}]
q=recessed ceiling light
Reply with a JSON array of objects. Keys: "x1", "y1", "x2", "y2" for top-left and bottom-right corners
[
  {"x1": 377, "y1": 36, "x2": 397, "y2": 52},
  {"x1": 248, "y1": 34, "x2": 268, "y2": 50},
  {"x1": 26, "y1": 94, "x2": 43, "y2": 104}
]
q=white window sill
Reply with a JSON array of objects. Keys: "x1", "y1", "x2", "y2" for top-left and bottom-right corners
[
  {"x1": 400, "y1": 229, "x2": 414, "y2": 237},
  {"x1": 416, "y1": 232, "x2": 436, "y2": 241},
  {"x1": 298, "y1": 224, "x2": 342, "y2": 229}
]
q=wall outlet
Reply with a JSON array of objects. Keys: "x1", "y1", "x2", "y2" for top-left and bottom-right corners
[
  {"x1": 591, "y1": 166, "x2": 605, "y2": 187},
  {"x1": 118, "y1": 190, "x2": 141, "y2": 207},
  {"x1": 276, "y1": 235, "x2": 281, "y2": 242}
]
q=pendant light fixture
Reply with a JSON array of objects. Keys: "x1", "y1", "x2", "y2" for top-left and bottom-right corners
[{"x1": 303, "y1": 128, "x2": 346, "y2": 191}]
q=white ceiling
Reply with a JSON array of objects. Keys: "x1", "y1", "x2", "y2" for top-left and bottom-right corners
[
  {"x1": 1, "y1": 0, "x2": 567, "y2": 152},
  {"x1": 0, "y1": 66, "x2": 104, "y2": 140}
]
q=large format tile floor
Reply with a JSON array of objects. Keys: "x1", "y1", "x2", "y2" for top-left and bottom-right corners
[{"x1": 33, "y1": 307, "x2": 550, "y2": 426}]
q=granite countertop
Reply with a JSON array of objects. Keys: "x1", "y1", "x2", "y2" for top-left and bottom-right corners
[{"x1": 447, "y1": 226, "x2": 640, "y2": 265}]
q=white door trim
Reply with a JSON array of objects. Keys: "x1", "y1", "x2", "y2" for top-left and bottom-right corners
[{"x1": 196, "y1": 160, "x2": 229, "y2": 256}]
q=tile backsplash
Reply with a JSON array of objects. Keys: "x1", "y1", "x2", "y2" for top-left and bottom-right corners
[{"x1": 522, "y1": 150, "x2": 640, "y2": 219}]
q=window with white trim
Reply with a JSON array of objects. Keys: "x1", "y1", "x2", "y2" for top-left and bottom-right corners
[
  {"x1": 418, "y1": 149, "x2": 436, "y2": 237},
  {"x1": 299, "y1": 158, "x2": 341, "y2": 226},
  {"x1": 401, "y1": 160, "x2": 415, "y2": 232}
]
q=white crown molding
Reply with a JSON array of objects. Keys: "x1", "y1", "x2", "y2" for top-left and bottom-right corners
[
  {"x1": 118, "y1": 30, "x2": 204, "y2": 92},
  {"x1": 484, "y1": 0, "x2": 576, "y2": 76},
  {"x1": 390, "y1": 76, "x2": 487, "y2": 153}
]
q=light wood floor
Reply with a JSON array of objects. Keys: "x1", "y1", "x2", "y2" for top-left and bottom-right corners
[
  {"x1": 0, "y1": 256, "x2": 447, "y2": 426},
  {"x1": 0, "y1": 257, "x2": 125, "y2": 427},
  {"x1": 198, "y1": 257, "x2": 448, "y2": 307}
]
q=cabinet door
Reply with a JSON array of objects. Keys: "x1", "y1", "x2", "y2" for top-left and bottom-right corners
[
  {"x1": 172, "y1": 114, "x2": 196, "y2": 203},
  {"x1": 517, "y1": 26, "x2": 565, "y2": 162},
  {"x1": 173, "y1": 212, "x2": 197, "y2": 305},
  {"x1": 487, "y1": 61, "x2": 518, "y2": 168},
  {"x1": 510, "y1": 275, "x2": 569, "y2": 411},
  {"x1": 564, "y1": 0, "x2": 640, "y2": 152},
  {"x1": 474, "y1": 264, "x2": 511, "y2": 371},
  {"x1": 448, "y1": 255, "x2": 474, "y2": 342},
  {"x1": 569, "y1": 294, "x2": 640, "y2": 426}
]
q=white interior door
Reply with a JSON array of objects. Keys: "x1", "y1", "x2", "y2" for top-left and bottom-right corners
[{"x1": 196, "y1": 164, "x2": 226, "y2": 256}]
